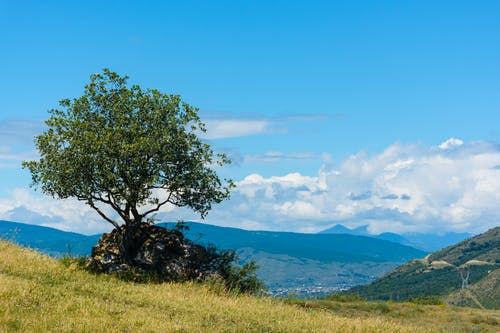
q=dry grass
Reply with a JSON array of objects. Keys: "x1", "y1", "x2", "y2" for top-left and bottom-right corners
[
  {"x1": 0, "y1": 240, "x2": 498, "y2": 333},
  {"x1": 430, "y1": 260, "x2": 454, "y2": 269},
  {"x1": 287, "y1": 297, "x2": 499, "y2": 332}
]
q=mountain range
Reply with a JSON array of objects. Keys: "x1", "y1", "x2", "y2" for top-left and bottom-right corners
[
  {"x1": 0, "y1": 220, "x2": 101, "y2": 257},
  {"x1": 0, "y1": 220, "x2": 426, "y2": 297},
  {"x1": 320, "y1": 224, "x2": 472, "y2": 252}
]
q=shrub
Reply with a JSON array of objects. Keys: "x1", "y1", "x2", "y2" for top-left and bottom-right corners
[
  {"x1": 325, "y1": 293, "x2": 366, "y2": 302},
  {"x1": 201, "y1": 244, "x2": 266, "y2": 295},
  {"x1": 407, "y1": 296, "x2": 444, "y2": 305}
]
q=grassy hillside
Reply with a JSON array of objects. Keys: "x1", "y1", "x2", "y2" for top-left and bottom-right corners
[
  {"x1": 347, "y1": 227, "x2": 500, "y2": 307},
  {"x1": 1, "y1": 240, "x2": 499, "y2": 332},
  {"x1": 447, "y1": 268, "x2": 500, "y2": 309}
]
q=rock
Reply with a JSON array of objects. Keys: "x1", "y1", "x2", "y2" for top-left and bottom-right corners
[{"x1": 85, "y1": 223, "x2": 213, "y2": 282}]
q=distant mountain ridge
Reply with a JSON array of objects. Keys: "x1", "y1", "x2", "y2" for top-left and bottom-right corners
[
  {"x1": 0, "y1": 220, "x2": 426, "y2": 297},
  {"x1": 320, "y1": 224, "x2": 472, "y2": 252},
  {"x1": 0, "y1": 220, "x2": 100, "y2": 257},
  {"x1": 346, "y1": 226, "x2": 500, "y2": 309},
  {"x1": 159, "y1": 222, "x2": 425, "y2": 263}
]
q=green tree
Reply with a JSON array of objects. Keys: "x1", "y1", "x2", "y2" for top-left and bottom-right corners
[{"x1": 23, "y1": 69, "x2": 233, "y2": 261}]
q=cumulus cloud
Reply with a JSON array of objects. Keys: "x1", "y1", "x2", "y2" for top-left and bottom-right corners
[
  {"x1": 439, "y1": 137, "x2": 464, "y2": 149},
  {"x1": 0, "y1": 189, "x2": 112, "y2": 234},
  {"x1": 0, "y1": 188, "x2": 198, "y2": 235},
  {"x1": 205, "y1": 138, "x2": 500, "y2": 234},
  {"x1": 2, "y1": 138, "x2": 500, "y2": 235}
]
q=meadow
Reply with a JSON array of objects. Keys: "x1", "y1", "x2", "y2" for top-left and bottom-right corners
[{"x1": 0, "y1": 240, "x2": 498, "y2": 333}]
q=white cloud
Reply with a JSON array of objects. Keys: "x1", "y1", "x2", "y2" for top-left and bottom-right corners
[
  {"x1": 439, "y1": 137, "x2": 464, "y2": 149},
  {"x1": 0, "y1": 188, "x2": 200, "y2": 235},
  {"x1": 200, "y1": 112, "x2": 335, "y2": 140},
  {"x1": 2, "y1": 138, "x2": 500, "y2": 236},
  {"x1": 243, "y1": 151, "x2": 317, "y2": 163},
  {"x1": 204, "y1": 138, "x2": 500, "y2": 234},
  {"x1": 202, "y1": 119, "x2": 271, "y2": 139},
  {"x1": 0, "y1": 189, "x2": 113, "y2": 234}
]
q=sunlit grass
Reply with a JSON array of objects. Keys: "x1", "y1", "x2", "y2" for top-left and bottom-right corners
[{"x1": 1, "y1": 240, "x2": 498, "y2": 332}]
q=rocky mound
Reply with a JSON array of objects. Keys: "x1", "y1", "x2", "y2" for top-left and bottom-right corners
[{"x1": 86, "y1": 224, "x2": 212, "y2": 282}]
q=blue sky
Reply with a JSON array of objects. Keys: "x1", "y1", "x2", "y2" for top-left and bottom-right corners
[{"x1": 1, "y1": 1, "x2": 499, "y2": 235}]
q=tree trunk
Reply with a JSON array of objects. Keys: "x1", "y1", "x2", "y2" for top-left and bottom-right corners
[{"x1": 119, "y1": 218, "x2": 142, "y2": 263}]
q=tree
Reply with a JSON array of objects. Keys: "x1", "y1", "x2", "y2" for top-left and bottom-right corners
[{"x1": 23, "y1": 69, "x2": 234, "y2": 262}]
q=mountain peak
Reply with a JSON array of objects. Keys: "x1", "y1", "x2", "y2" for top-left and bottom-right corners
[{"x1": 319, "y1": 224, "x2": 352, "y2": 234}]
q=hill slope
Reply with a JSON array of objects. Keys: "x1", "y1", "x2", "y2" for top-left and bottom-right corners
[
  {"x1": 428, "y1": 227, "x2": 500, "y2": 265},
  {"x1": 447, "y1": 268, "x2": 500, "y2": 309},
  {"x1": 347, "y1": 227, "x2": 500, "y2": 308},
  {"x1": 0, "y1": 240, "x2": 498, "y2": 332}
]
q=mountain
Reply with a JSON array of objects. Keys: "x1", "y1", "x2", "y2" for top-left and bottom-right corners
[
  {"x1": 159, "y1": 222, "x2": 426, "y2": 296},
  {"x1": 402, "y1": 232, "x2": 473, "y2": 253},
  {"x1": 320, "y1": 224, "x2": 353, "y2": 234},
  {"x1": 320, "y1": 224, "x2": 370, "y2": 236},
  {"x1": 346, "y1": 227, "x2": 500, "y2": 309},
  {"x1": 159, "y1": 222, "x2": 424, "y2": 263},
  {"x1": 0, "y1": 220, "x2": 100, "y2": 257},
  {"x1": 320, "y1": 223, "x2": 472, "y2": 252},
  {"x1": 376, "y1": 232, "x2": 410, "y2": 244},
  {"x1": 0, "y1": 220, "x2": 426, "y2": 297}
]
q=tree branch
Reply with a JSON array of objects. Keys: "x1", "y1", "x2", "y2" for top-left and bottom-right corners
[
  {"x1": 105, "y1": 192, "x2": 129, "y2": 222},
  {"x1": 87, "y1": 200, "x2": 120, "y2": 229},
  {"x1": 140, "y1": 192, "x2": 174, "y2": 217},
  {"x1": 89, "y1": 193, "x2": 129, "y2": 223}
]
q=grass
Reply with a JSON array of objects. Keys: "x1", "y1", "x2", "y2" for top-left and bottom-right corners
[
  {"x1": 286, "y1": 298, "x2": 499, "y2": 332},
  {"x1": 1, "y1": 240, "x2": 499, "y2": 332}
]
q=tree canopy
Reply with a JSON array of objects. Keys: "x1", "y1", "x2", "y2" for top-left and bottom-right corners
[{"x1": 23, "y1": 69, "x2": 233, "y2": 230}]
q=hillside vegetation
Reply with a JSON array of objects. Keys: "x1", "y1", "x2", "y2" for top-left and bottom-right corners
[
  {"x1": 447, "y1": 268, "x2": 500, "y2": 309},
  {"x1": 348, "y1": 227, "x2": 500, "y2": 308},
  {"x1": 1, "y1": 240, "x2": 499, "y2": 332},
  {"x1": 428, "y1": 227, "x2": 500, "y2": 265}
]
